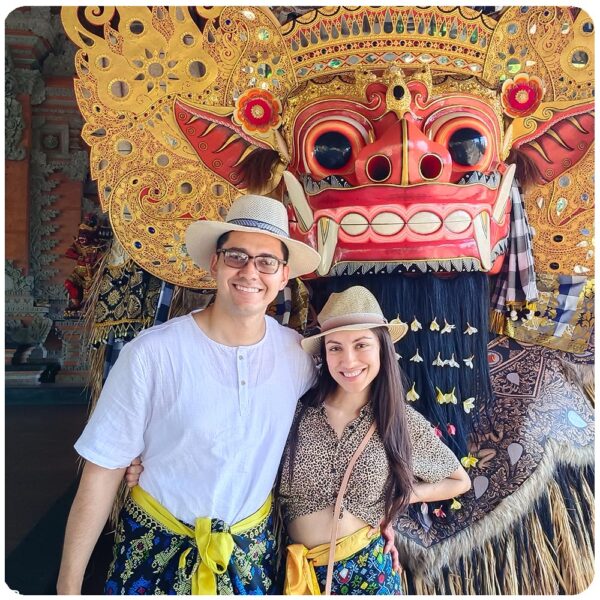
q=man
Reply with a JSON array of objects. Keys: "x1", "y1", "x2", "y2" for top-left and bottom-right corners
[{"x1": 57, "y1": 194, "x2": 322, "y2": 594}]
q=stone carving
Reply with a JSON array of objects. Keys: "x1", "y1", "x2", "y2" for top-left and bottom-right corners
[
  {"x1": 5, "y1": 6, "x2": 62, "y2": 50},
  {"x1": 42, "y1": 32, "x2": 77, "y2": 77},
  {"x1": 5, "y1": 260, "x2": 34, "y2": 294},
  {"x1": 6, "y1": 315, "x2": 53, "y2": 347},
  {"x1": 28, "y1": 149, "x2": 61, "y2": 299},
  {"x1": 5, "y1": 49, "x2": 25, "y2": 161},
  {"x1": 14, "y1": 69, "x2": 45, "y2": 105},
  {"x1": 63, "y1": 150, "x2": 90, "y2": 182}
]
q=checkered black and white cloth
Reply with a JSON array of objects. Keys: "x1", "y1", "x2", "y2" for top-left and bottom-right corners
[
  {"x1": 491, "y1": 181, "x2": 539, "y2": 313},
  {"x1": 551, "y1": 275, "x2": 588, "y2": 337}
]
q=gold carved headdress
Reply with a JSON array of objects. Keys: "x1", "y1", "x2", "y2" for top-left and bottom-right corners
[{"x1": 61, "y1": 6, "x2": 594, "y2": 288}]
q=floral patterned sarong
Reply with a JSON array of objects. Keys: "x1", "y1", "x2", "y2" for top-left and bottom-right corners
[
  {"x1": 285, "y1": 527, "x2": 401, "y2": 595},
  {"x1": 105, "y1": 489, "x2": 280, "y2": 595},
  {"x1": 313, "y1": 534, "x2": 402, "y2": 595}
]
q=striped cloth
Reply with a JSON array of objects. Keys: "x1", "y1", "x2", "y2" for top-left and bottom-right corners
[
  {"x1": 268, "y1": 284, "x2": 293, "y2": 326},
  {"x1": 491, "y1": 180, "x2": 538, "y2": 314},
  {"x1": 550, "y1": 275, "x2": 589, "y2": 338}
]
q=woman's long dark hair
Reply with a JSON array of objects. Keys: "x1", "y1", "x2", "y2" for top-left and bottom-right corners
[{"x1": 284, "y1": 327, "x2": 414, "y2": 527}]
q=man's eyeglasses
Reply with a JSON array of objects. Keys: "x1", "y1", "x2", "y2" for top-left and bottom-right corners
[{"x1": 217, "y1": 249, "x2": 287, "y2": 274}]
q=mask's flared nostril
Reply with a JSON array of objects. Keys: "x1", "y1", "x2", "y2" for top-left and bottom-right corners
[
  {"x1": 420, "y1": 153, "x2": 443, "y2": 180},
  {"x1": 366, "y1": 154, "x2": 392, "y2": 182}
]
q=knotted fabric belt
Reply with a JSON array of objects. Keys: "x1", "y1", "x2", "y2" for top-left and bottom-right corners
[
  {"x1": 130, "y1": 486, "x2": 271, "y2": 595},
  {"x1": 284, "y1": 526, "x2": 375, "y2": 595}
]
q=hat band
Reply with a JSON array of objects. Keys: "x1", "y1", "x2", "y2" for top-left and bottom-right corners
[
  {"x1": 228, "y1": 218, "x2": 289, "y2": 238},
  {"x1": 320, "y1": 312, "x2": 387, "y2": 332}
]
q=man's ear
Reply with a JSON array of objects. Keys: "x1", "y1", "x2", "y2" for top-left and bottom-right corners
[
  {"x1": 280, "y1": 265, "x2": 290, "y2": 290},
  {"x1": 209, "y1": 253, "x2": 219, "y2": 277}
]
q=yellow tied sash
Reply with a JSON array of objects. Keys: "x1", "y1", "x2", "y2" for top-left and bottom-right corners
[
  {"x1": 130, "y1": 486, "x2": 272, "y2": 595},
  {"x1": 284, "y1": 526, "x2": 375, "y2": 595}
]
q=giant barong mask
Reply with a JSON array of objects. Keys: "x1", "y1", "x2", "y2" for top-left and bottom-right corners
[{"x1": 61, "y1": 5, "x2": 593, "y2": 286}]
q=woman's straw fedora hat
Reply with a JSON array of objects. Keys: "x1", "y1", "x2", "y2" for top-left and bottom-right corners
[
  {"x1": 185, "y1": 194, "x2": 321, "y2": 278},
  {"x1": 301, "y1": 286, "x2": 408, "y2": 355}
]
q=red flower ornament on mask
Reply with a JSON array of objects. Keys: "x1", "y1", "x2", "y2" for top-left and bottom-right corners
[
  {"x1": 501, "y1": 74, "x2": 545, "y2": 118},
  {"x1": 233, "y1": 88, "x2": 282, "y2": 135}
]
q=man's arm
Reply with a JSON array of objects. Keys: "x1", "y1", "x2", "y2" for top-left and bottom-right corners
[{"x1": 57, "y1": 461, "x2": 126, "y2": 594}]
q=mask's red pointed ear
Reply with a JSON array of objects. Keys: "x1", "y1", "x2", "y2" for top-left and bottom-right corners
[
  {"x1": 174, "y1": 97, "x2": 285, "y2": 193},
  {"x1": 509, "y1": 99, "x2": 594, "y2": 184}
]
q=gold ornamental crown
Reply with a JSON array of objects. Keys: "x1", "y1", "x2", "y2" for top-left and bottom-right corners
[{"x1": 282, "y1": 6, "x2": 496, "y2": 83}]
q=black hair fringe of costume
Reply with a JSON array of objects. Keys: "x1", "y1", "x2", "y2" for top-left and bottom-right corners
[{"x1": 308, "y1": 273, "x2": 492, "y2": 462}]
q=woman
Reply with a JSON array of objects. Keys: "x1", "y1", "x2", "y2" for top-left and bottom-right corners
[
  {"x1": 277, "y1": 285, "x2": 470, "y2": 595},
  {"x1": 126, "y1": 286, "x2": 470, "y2": 594}
]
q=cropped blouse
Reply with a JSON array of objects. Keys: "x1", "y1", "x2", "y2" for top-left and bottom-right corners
[{"x1": 278, "y1": 402, "x2": 460, "y2": 527}]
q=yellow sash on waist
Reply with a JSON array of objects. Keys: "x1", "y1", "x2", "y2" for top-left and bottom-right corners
[
  {"x1": 284, "y1": 526, "x2": 375, "y2": 595},
  {"x1": 130, "y1": 486, "x2": 271, "y2": 595}
]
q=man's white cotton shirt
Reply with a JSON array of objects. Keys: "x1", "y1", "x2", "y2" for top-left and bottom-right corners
[{"x1": 75, "y1": 313, "x2": 316, "y2": 525}]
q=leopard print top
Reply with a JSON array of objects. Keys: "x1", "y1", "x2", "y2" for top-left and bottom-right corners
[{"x1": 278, "y1": 402, "x2": 460, "y2": 526}]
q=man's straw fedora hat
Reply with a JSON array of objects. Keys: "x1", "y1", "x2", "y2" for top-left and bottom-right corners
[
  {"x1": 185, "y1": 194, "x2": 321, "y2": 278},
  {"x1": 301, "y1": 286, "x2": 408, "y2": 355}
]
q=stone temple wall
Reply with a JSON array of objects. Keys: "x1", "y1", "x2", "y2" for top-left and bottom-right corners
[{"x1": 5, "y1": 7, "x2": 99, "y2": 385}]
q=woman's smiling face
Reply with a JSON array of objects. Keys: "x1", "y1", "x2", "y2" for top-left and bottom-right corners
[{"x1": 324, "y1": 328, "x2": 381, "y2": 395}]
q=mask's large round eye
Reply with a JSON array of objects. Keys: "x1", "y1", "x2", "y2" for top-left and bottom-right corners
[
  {"x1": 448, "y1": 128, "x2": 488, "y2": 167},
  {"x1": 428, "y1": 113, "x2": 495, "y2": 176},
  {"x1": 313, "y1": 131, "x2": 352, "y2": 169},
  {"x1": 303, "y1": 118, "x2": 368, "y2": 179}
]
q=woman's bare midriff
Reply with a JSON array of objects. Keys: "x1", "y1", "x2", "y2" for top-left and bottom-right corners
[{"x1": 287, "y1": 506, "x2": 374, "y2": 548}]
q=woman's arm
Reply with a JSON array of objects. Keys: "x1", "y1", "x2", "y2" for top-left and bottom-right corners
[{"x1": 409, "y1": 464, "x2": 471, "y2": 504}]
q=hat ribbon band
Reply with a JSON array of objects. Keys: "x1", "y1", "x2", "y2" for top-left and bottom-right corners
[
  {"x1": 320, "y1": 313, "x2": 388, "y2": 332},
  {"x1": 228, "y1": 218, "x2": 289, "y2": 239}
]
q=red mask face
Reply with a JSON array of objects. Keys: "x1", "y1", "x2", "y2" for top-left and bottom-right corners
[{"x1": 285, "y1": 78, "x2": 514, "y2": 277}]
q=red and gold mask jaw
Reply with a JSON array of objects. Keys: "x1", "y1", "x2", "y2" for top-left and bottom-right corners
[{"x1": 283, "y1": 71, "x2": 513, "y2": 276}]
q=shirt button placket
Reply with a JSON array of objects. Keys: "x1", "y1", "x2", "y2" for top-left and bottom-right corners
[{"x1": 237, "y1": 350, "x2": 247, "y2": 415}]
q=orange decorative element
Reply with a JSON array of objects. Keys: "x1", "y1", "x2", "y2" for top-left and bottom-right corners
[
  {"x1": 234, "y1": 88, "x2": 282, "y2": 134},
  {"x1": 501, "y1": 74, "x2": 544, "y2": 118}
]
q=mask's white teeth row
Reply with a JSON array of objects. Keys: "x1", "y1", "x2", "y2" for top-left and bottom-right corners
[
  {"x1": 284, "y1": 168, "x2": 514, "y2": 276},
  {"x1": 338, "y1": 209, "x2": 474, "y2": 236},
  {"x1": 316, "y1": 207, "x2": 496, "y2": 276}
]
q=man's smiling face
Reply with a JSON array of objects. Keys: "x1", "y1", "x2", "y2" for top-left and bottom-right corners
[{"x1": 210, "y1": 230, "x2": 290, "y2": 318}]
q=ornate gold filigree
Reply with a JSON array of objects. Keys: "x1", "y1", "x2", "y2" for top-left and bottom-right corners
[
  {"x1": 523, "y1": 147, "x2": 594, "y2": 275},
  {"x1": 62, "y1": 6, "x2": 594, "y2": 288}
]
